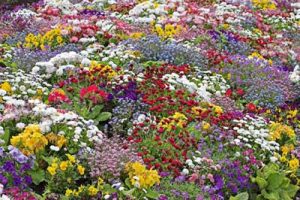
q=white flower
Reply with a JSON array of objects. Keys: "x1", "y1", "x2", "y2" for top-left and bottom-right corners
[
  {"x1": 270, "y1": 156, "x2": 278, "y2": 162},
  {"x1": 16, "y1": 123, "x2": 26, "y2": 130},
  {"x1": 50, "y1": 145, "x2": 60, "y2": 151},
  {"x1": 81, "y1": 58, "x2": 91, "y2": 67},
  {"x1": 182, "y1": 168, "x2": 189, "y2": 175},
  {"x1": 0, "y1": 195, "x2": 10, "y2": 200}
]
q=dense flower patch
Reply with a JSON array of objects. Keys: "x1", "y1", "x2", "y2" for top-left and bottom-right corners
[{"x1": 0, "y1": 0, "x2": 300, "y2": 199}]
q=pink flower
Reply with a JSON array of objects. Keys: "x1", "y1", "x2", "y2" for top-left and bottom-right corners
[{"x1": 70, "y1": 36, "x2": 78, "y2": 43}]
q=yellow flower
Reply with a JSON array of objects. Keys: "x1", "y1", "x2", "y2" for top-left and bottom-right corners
[
  {"x1": 269, "y1": 122, "x2": 295, "y2": 141},
  {"x1": 10, "y1": 124, "x2": 48, "y2": 155},
  {"x1": 98, "y1": 177, "x2": 104, "y2": 187},
  {"x1": 289, "y1": 158, "x2": 299, "y2": 172},
  {"x1": 223, "y1": 23, "x2": 229, "y2": 30},
  {"x1": 287, "y1": 110, "x2": 298, "y2": 118},
  {"x1": 47, "y1": 166, "x2": 57, "y2": 176},
  {"x1": 88, "y1": 185, "x2": 98, "y2": 196},
  {"x1": 0, "y1": 81, "x2": 12, "y2": 94},
  {"x1": 67, "y1": 178, "x2": 72, "y2": 183},
  {"x1": 60, "y1": 161, "x2": 68, "y2": 171},
  {"x1": 56, "y1": 36, "x2": 63, "y2": 44},
  {"x1": 65, "y1": 189, "x2": 73, "y2": 197},
  {"x1": 66, "y1": 154, "x2": 76, "y2": 163},
  {"x1": 126, "y1": 162, "x2": 160, "y2": 189},
  {"x1": 77, "y1": 165, "x2": 85, "y2": 175},
  {"x1": 173, "y1": 112, "x2": 187, "y2": 120},
  {"x1": 213, "y1": 105, "x2": 223, "y2": 115},
  {"x1": 281, "y1": 145, "x2": 290, "y2": 156},
  {"x1": 129, "y1": 32, "x2": 144, "y2": 39},
  {"x1": 280, "y1": 156, "x2": 287, "y2": 163},
  {"x1": 252, "y1": 0, "x2": 277, "y2": 10},
  {"x1": 202, "y1": 121, "x2": 211, "y2": 131}
]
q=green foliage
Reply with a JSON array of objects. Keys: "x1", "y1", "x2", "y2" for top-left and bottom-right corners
[
  {"x1": 230, "y1": 192, "x2": 249, "y2": 200},
  {"x1": 251, "y1": 163, "x2": 299, "y2": 200}
]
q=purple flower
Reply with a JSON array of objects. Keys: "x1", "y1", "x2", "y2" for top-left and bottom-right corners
[
  {"x1": 23, "y1": 175, "x2": 32, "y2": 185},
  {"x1": 2, "y1": 161, "x2": 15, "y2": 173},
  {"x1": 0, "y1": 147, "x2": 4, "y2": 157},
  {"x1": 20, "y1": 163, "x2": 32, "y2": 173},
  {"x1": 214, "y1": 175, "x2": 224, "y2": 190},
  {"x1": 13, "y1": 175, "x2": 22, "y2": 186},
  {"x1": 159, "y1": 195, "x2": 168, "y2": 200},
  {"x1": 0, "y1": 174, "x2": 8, "y2": 185}
]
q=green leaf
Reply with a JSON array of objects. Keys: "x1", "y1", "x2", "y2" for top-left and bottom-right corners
[
  {"x1": 261, "y1": 190, "x2": 280, "y2": 200},
  {"x1": 97, "y1": 112, "x2": 112, "y2": 122},
  {"x1": 28, "y1": 169, "x2": 45, "y2": 185},
  {"x1": 262, "y1": 163, "x2": 279, "y2": 178},
  {"x1": 125, "y1": 178, "x2": 132, "y2": 188},
  {"x1": 103, "y1": 184, "x2": 117, "y2": 193},
  {"x1": 281, "y1": 177, "x2": 290, "y2": 188},
  {"x1": 89, "y1": 105, "x2": 104, "y2": 119},
  {"x1": 3, "y1": 128, "x2": 10, "y2": 145},
  {"x1": 42, "y1": 156, "x2": 53, "y2": 164},
  {"x1": 229, "y1": 192, "x2": 249, "y2": 200},
  {"x1": 146, "y1": 190, "x2": 160, "y2": 199},
  {"x1": 122, "y1": 188, "x2": 135, "y2": 197},
  {"x1": 280, "y1": 191, "x2": 292, "y2": 200},
  {"x1": 285, "y1": 184, "x2": 299, "y2": 198},
  {"x1": 267, "y1": 173, "x2": 284, "y2": 190},
  {"x1": 256, "y1": 177, "x2": 268, "y2": 189}
]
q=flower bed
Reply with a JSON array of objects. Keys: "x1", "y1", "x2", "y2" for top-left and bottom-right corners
[{"x1": 0, "y1": 0, "x2": 300, "y2": 199}]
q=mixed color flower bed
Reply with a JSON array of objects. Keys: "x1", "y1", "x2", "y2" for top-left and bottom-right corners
[{"x1": 0, "y1": 0, "x2": 300, "y2": 199}]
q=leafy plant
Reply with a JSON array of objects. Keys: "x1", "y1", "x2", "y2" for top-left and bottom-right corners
[{"x1": 251, "y1": 163, "x2": 299, "y2": 200}]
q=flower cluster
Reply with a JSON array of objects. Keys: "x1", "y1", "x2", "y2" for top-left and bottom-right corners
[{"x1": 125, "y1": 162, "x2": 160, "y2": 189}]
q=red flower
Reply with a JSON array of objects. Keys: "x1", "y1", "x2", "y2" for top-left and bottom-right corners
[
  {"x1": 48, "y1": 89, "x2": 70, "y2": 104},
  {"x1": 225, "y1": 89, "x2": 232, "y2": 97},
  {"x1": 79, "y1": 84, "x2": 108, "y2": 104},
  {"x1": 246, "y1": 103, "x2": 256, "y2": 112},
  {"x1": 236, "y1": 88, "x2": 244, "y2": 96}
]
